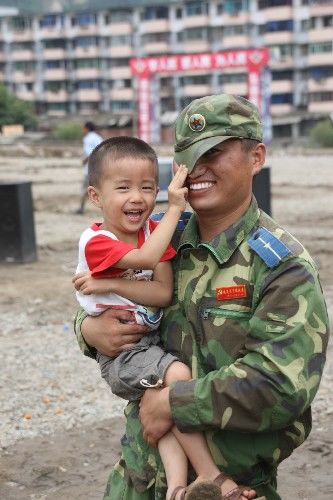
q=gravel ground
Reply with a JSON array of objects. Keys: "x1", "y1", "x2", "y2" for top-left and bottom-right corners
[{"x1": 0, "y1": 147, "x2": 332, "y2": 499}]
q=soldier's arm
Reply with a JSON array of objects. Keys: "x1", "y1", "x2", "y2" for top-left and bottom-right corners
[
  {"x1": 169, "y1": 258, "x2": 329, "y2": 433},
  {"x1": 73, "y1": 308, "x2": 149, "y2": 358}
]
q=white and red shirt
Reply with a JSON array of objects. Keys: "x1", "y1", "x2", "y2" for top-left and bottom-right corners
[{"x1": 76, "y1": 219, "x2": 176, "y2": 316}]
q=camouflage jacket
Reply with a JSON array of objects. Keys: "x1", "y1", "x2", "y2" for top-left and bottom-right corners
[{"x1": 74, "y1": 198, "x2": 329, "y2": 491}]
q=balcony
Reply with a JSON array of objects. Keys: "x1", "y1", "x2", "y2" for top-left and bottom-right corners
[
  {"x1": 110, "y1": 88, "x2": 134, "y2": 100},
  {"x1": 310, "y1": 3, "x2": 333, "y2": 16},
  {"x1": 309, "y1": 100, "x2": 333, "y2": 113},
  {"x1": 73, "y1": 46, "x2": 100, "y2": 58},
  {"x1": 72, "y1": 68, "x2": 102, "y2": 79},
  {"x1": 183, "y1": 40, "x2": 210, "y2": 53},
  {"x1": 220, "y1": 11, "x2": 250, "y2": 25},
  {"x1": 16, "y1": 90, "x2": 34, "y2": 101},
  {"x1": 308, "y1": 76, "x2": 333, "y2": 92},
  {"x1": 222, "y1": 82, "x2": 247, "y2": 95},
  {"x1": 222, "y1": 35, "x2": 250, "y2": 49},
  {"x1": 100, "y1": 22, "x2": 132, "y2": 36},
  {"x1": 43, "y1": 48, "x2": 66, "y2": 59},
  {"x1": 11, "y1": 50, "x2": 34, "y2": 61},
  {"x1": 44, "y1": 90, "x2": 69, "y2": 102},
  {"x1": 183, "y1": 15, "x2": 209, "y2": 28},
  {"x1": 309, "y1": 27, "x2": 333, "y2": 43},
  {"x1": 11, "y1": 30, "x2": 33, "y2": 42},
  {"x1": 182, "y1": 83, "x2": 211, "y2": 97},
  {"x1": 271, "y1": 80, "x2": 293, "y2": 93},
  {"x1": 142, "y1": 41, "x2": 169, "y2": 55},
  {"x1": 260, "y1": 6, "x2": 293, "y2": 21},
  {"x1": 110, "y1": 66, "x2": 131, "y2": 79},
  {"x1": 308, "y1": 52, "x2": 333, "y2": 66},
  {"x1": 271, "y1": 103, "x2": 293, "y2": 115},
  {"x1": 141, "y1": 19, "x2": 170, "y2": 33},
  {"x1": 264, "y1": 31, "x2": 293, "y2": 45},
  {"x1": 13, "y1": 70, "x2": 35, "y2": 82},
  {"x1": 109, "y1": 45, "x2": 133, "y2": 58},
  {"x1": 44, "y1": 68, "x2": 68, "y2": 80},
  {"x1": 69, "y1": 24, "x2": 98, "y2": 37},
  {"x1": 74, "y1": 89, "x2": 101, "y2": 101},
  {"x1": 39, "y1": 27, "x2": 66, "y2": 39}
]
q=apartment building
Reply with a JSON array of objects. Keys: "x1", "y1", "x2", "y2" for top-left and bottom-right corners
[{"x1": 0, "y1": 0, "x2": 332, "y2": 139}]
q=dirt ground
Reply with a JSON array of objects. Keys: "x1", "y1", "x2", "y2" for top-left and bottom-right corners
[{"x1": 0, "y1": 147, "x2": 332, "y2": 499}]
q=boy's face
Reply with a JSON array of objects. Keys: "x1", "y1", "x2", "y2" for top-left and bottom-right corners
[{"x1": 88, "y1": 156, "x2": 158, "y2": 241}]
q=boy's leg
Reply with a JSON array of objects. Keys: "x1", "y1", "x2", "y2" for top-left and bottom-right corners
[
  {"x1": 158, "y1": 432, "x2": 187, "y2": 500},
  {"x1": 164, "y1": 362, "x2": 257, "y2": 500}
]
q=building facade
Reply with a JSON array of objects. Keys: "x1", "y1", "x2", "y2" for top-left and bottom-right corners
[{"x1": 0, "y1": 0, "x2": 332, "y2": 138}]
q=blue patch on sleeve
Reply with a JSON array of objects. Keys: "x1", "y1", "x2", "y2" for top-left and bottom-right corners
[
  {"x1": 248, "y1": 227, "x2": 291, "y2": 268},
  {"x1": 151, "y1": 211, "x2": 192, "y2": 231}
]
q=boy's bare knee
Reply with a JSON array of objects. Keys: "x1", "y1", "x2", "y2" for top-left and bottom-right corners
[{"x1": 164, "y1": 361, "x2": 191, "y2": 385}]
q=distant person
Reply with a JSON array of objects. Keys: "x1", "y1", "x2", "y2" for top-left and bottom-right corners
[
  {"x1": 73, "y1": 136, "x2": 258, "y2": 500},
  {"x1": 75, "y1": 121, "x2": 103, "y2": 215}
]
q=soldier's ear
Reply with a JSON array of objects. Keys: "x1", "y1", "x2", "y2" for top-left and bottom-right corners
[{"x1": 251, "y1": 143, "x2": 266, "y2": 176}]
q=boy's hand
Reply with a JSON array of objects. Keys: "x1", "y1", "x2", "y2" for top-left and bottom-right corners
[
  {"x1": 167, "y1": 164, "x2": 188, "y2": 212},
  {"x1": 73, "y1": 271, "x2": 111, "y2": 295}
]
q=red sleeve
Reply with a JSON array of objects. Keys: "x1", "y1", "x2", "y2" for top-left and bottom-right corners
[
  {"x1": 85, "y1": 234, "x2": 135, "y2": 276},
  {"x1": 148, "y1": 219, "x2": 176, "y2": 262}
]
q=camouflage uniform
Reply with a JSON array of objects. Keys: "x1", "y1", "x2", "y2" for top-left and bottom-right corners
[{"x1": 74, "y1": 94, "x2": 329, "y2": 499}]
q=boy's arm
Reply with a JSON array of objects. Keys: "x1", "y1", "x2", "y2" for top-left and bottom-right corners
[
  {"x1": 75, "y1": 261, "x2": 173, "y2": 307},
  {"x1": 117, "y1": 165, "x2": 188, "y2": 270}
]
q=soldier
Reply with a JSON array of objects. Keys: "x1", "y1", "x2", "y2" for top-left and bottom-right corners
[{"x1": 74, "y1": 94, "x2": 329, "y2": 499}]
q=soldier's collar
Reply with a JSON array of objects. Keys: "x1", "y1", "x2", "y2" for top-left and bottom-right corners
[{"x1": 178, "y1": 197, "x2": 260, "y2": 264}]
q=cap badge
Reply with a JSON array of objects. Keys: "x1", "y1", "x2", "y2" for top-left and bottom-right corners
[{"x1": 189, "y1": 113, "x2": 206, "y2": 132}]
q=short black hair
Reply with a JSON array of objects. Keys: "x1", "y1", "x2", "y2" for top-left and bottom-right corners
[
  {"x1": 240, "y1": 138, "x2": 261, "y2": 152},
  {"x1": 88, "y1": 136, "x2": 158, "y2": 187},
  {"x1": 84, "y1": 121, "x2": 96, "y2": 131}
]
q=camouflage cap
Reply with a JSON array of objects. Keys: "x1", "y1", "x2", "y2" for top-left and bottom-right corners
[{"x1": 174, "y1": 94, "x2": 263, "y2": 171}]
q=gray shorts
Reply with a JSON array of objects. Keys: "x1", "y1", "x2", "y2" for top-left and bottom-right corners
[{"x1": 96, "y1": 332, "x2": 177, "y2": 401}]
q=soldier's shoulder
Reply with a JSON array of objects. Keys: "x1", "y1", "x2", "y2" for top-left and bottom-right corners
[{"x1": 247, "y1": 210, "x2": 316, "y2": 270}]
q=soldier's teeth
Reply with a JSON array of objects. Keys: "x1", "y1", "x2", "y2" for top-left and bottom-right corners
[{"x1": 190, "y1": 182, "x2": 214, "y2": 190}]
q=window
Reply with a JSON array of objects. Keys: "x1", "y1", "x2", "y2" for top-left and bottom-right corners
[
  {"x1": 11, "y1": 41, "x2": 33, "y2": 51},
  {"x1": 72, "y1": 13, "x2": 96, "y2": 26},
  {"x1": 309, "y1": 41, "x2": 333, "y2": 54},
  {"x1": 271, "y1": 93, "x2": 293, "y2": 104},
  {"x1": 323, "y1": 16, "x2": 333, "y2": 28},
  {"x1": 76, "y1": 80, "x2": 101, "y2": 89},
  {"x1": 184, "y1": 27, "x2": 208, "y2": 41},
  {"x1": 176, "y1": 8, "x2": 182, "y2": 19},
  {"x1": 258, "y1": 0, "x2": 292, "y2": 8},
  {"x1": 269, "y1": 44, "x2": 294, "y2": 59},
  {"x1": 75, "y1": 58, "x2": 101, "y2": 69},
  {"x1": 10, "y1": 17, "x2": 32, "y2": 31},
  {"x1": 142, "y1": 33, "x2": 169, "y2": 44},
  {"x1": 106, "y1": 10, "x2": 132, "y2": 23},
  {"x1": 45, "y1": 81, "x2": 67, "y2": 92},
  {"x1": 43, "y1": 39, "x2": 66, "y2": 49},
  {"x1": 265, "y1": 19, "x2": 293, "y2": 32},
  {"x1": 15, "y1": 61, "x2": 34, "y2": 71},
  {"x1": 110, "y1": 35, "x2": 132, "y2": 46},
  {"x1": 224, "y1": 0, "x2": 249, "y2": 13},
  {"x1": 111, "y1": 101, "x2": 133, "y2": 111},
  {"x1": 142, "y1": 6, "x2": 169, "y2": 20},
  {"x1": 74, "y1": 37, "x2": 98, "y2": 48},
  {"x1": 185, "y1": 2, "x2": 208, "y2": 16},
  {"x1": 45, "y1": 60, "x2": 63, "y2": 69},
  {"x1": 271, "y1": 70, "x2": 293, "y2": 80},
  {"x1": 224, "y1": 24, "x2": 248, "y2": 36},
  {"x1": 39, "y1": 15, "x2": 61, "y2": 28},
  {"x1": 309, "y1": 91, "x2": 333, "y2": 102},
  {"x1": 219, "y1": 73, "x2": 247, "y2": 84},
  {"x1": 180, "y1": 75, "x2": 210, "y2": 85},
  {"x1": 309, "y1": 66, "x2": 333, "y2": 80},
  {"x1": 217, "y1": 3, "x2": 224, "y2": 15}
]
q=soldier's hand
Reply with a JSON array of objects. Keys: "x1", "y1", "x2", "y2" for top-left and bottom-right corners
[
  {"x1": 139, "y1": 387, "x2": 173, "y2": 447},
  {"x1": 81, "y1": 309, "x2": 149, "y2": 357}
]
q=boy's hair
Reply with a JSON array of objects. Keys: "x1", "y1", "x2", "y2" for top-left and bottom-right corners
[{"x1": 88, "y1": 136, "x2": 159, "y2": 187}]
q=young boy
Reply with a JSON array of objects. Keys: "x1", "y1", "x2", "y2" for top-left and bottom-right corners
[{"x1": 73, "y1": 137, "x2": 258, "y2": 500}]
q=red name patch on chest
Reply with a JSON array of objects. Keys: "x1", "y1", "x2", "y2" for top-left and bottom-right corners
[{"x1": 216, "y1": 285, "x2": 247, "y2": 300}]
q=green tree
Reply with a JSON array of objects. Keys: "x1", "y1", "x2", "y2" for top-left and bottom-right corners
[
  {"x1": 0, "y1": 84, "x2": 37, "y2": 129},
  {"x1": 309, "y1": 119, "x2": 333, "y2": 148}
]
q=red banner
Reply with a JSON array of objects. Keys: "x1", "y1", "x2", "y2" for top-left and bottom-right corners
[{"x1": 130, "y1": 49, "x2": 269, "y2": 77}]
